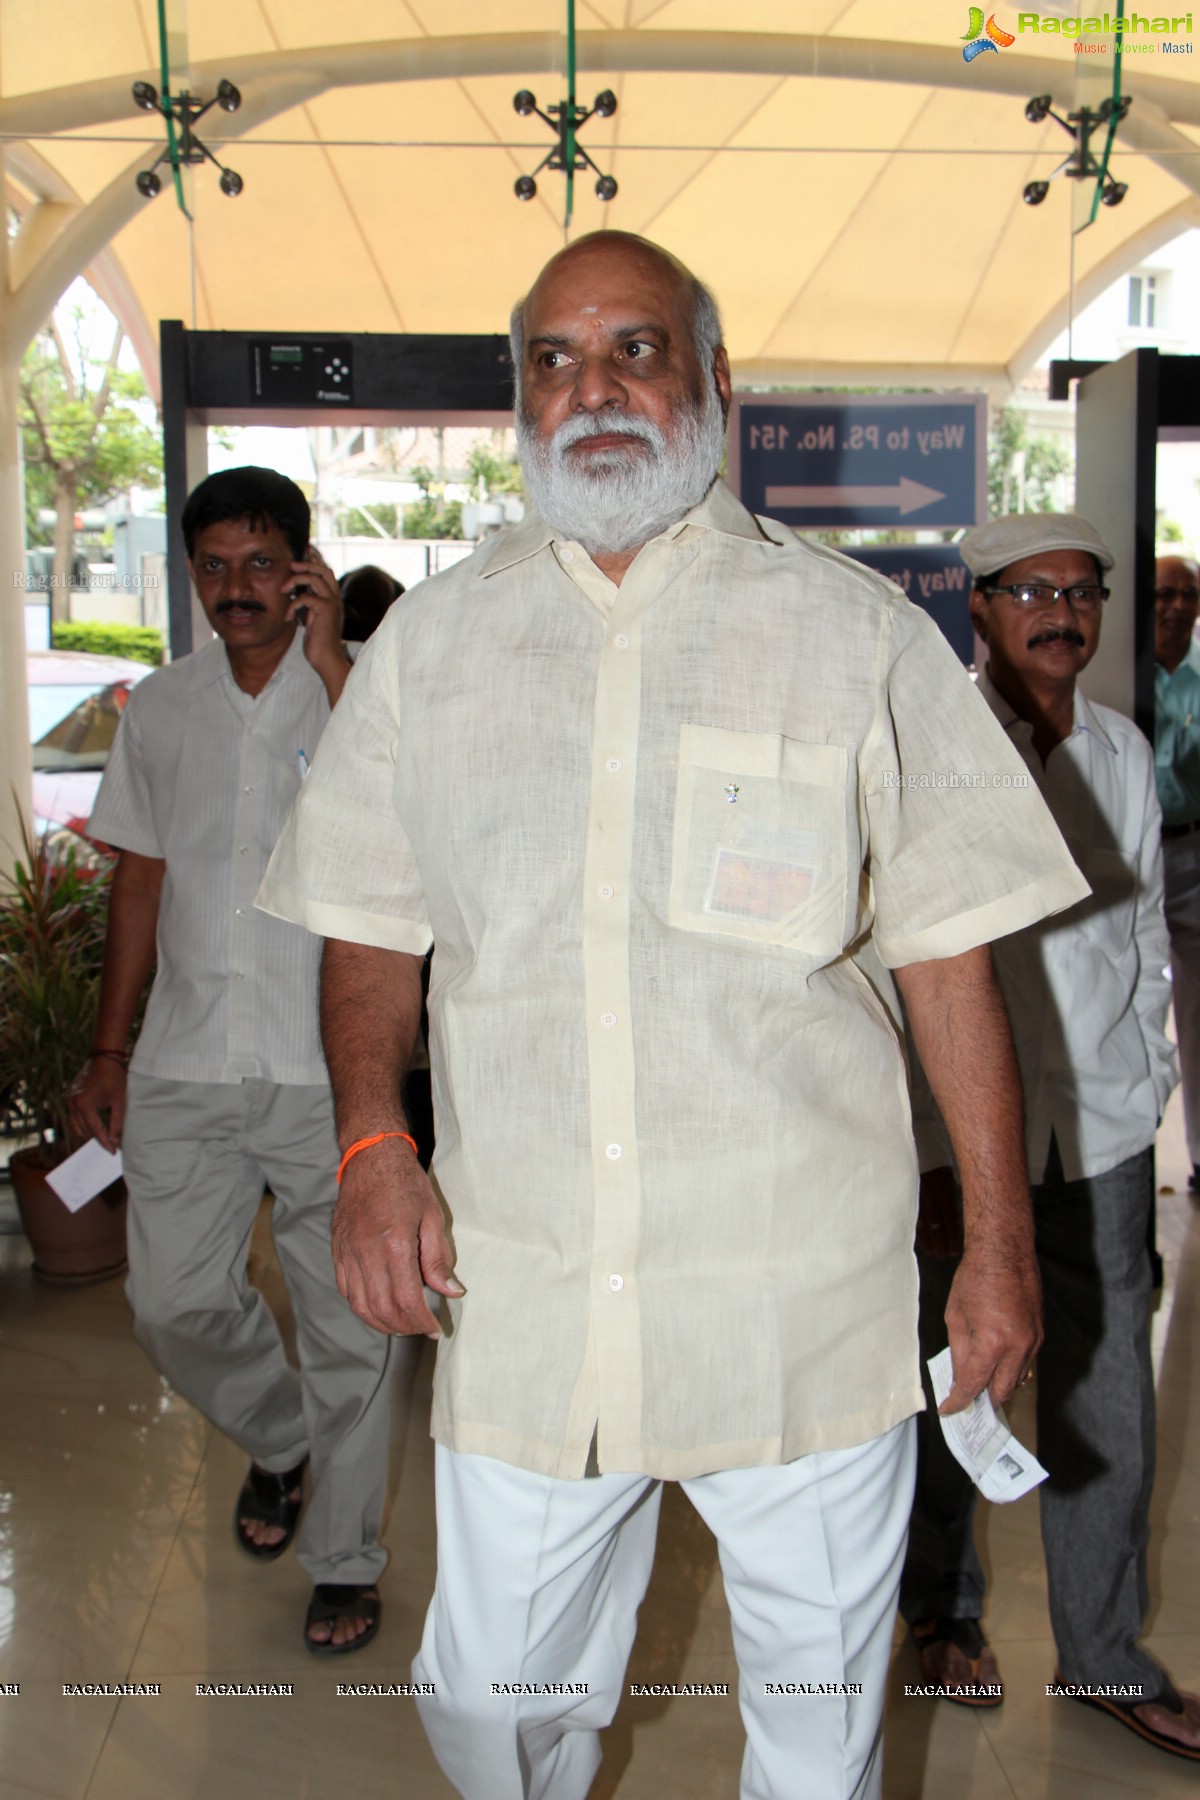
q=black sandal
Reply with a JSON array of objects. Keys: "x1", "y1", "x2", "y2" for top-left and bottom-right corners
[
  {"x1": 233, "y1": 1455, "x2": 308, "y2": 1561},
  {"x1": 304, "y1": 1583, "x2": 382, "y2": 1657},
  {"x1": 1056, "y1": 1668, "x2": 1200, "y2": 1762}
]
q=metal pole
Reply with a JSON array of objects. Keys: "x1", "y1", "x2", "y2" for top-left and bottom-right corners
[{"x1": 564, "y1": 0, "x2": 577, "y2": 233}]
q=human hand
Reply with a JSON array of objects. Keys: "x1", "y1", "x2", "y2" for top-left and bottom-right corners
[
  {"x1": 940, "y1": 1234, "x2": 1041, "y2": 1414},
  {"x1": 287, "y1": 545, "x2": 346, "y2": 682},
  {"x1": 66, "y1": 1055, "x2": 128, "y2": 1154},
  {"x1": 331, "y1": 1137, "x2": 464, "y2": 1338},
  {"x1": 915, "y1": 1165, "x2": 962, "y2": 1257}
]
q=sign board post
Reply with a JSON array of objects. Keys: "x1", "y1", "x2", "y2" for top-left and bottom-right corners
[{"x1": 728, "y1": 394, "x2": 986, "y2": 531}]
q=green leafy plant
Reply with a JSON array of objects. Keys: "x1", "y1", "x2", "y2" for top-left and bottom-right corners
[
  {"x1": 20, "y1": 309, "x2": 163, "y2": 621},
  {"x1": 50, "y1": 623, "x2": 164, "y2": 665},
  {"x1": 0, "y1": 816, "x2": 115, "y2": 1162},
  {"x1": 403, "y1": 465, "x2": 463, "y2": 540},
  {"x1": 986, "y1": 407, "x2": 1073, "y2": 517}
]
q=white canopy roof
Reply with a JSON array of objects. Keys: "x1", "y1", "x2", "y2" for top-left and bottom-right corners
[{"x1": 4, "y1": 2, "x2": 1200, "y2": 397}]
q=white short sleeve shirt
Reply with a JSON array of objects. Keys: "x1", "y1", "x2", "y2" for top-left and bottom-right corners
[{"x1": 91, "y1": 632, "x2": 332, "y2": 1085}]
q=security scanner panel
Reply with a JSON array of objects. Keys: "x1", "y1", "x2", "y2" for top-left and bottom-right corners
[
  {"x1": 1061, "y1": 351, "x2": 1200, "y2": 740},
  {"x1": 161, "y1": 322, "x2": 514, "y2": 655}
]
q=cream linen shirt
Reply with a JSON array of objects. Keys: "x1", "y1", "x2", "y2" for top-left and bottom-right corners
[
  {"x1": 259, "y1": 479, "x2": 1088, "y2": 1481},
  {"x1": 89, "y1": 632, "x2": 331, "y2": 1085}
]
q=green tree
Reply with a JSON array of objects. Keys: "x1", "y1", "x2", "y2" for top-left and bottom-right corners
[
  {"x1": 403, "y1": 465, "x2": 463, "y2": 540},
  {"x1": 986, "y1": 406, "x2": 1072, "y2": 517},
  {"x1": 20, "y1": 313, "x2": 162, "y2": 623},
  {"x1": 465, "y1": 441, "x2": 524, "y2": 502}
]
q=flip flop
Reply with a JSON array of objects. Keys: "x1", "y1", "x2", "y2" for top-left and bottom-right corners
[
  {"x1": 1055, "y1": 1668, "x2": 1200, "y2": 1762},
  {"x1": 233, "y1": 1455, "x2": 308, "y2": 1561},
  {"x1": 912, "y1": 1617, "x2": 1003, "y2": 1706},
  {"x1": 304, "y1": 1583, "x2": 382, "y2": 1657}
]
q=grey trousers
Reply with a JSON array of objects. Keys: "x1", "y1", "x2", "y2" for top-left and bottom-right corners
[
  {"x1": 122, "y1": 1074, "x2": 393, "y2": 1585},
  {"x1": 901, "y1": 1139, "x2": 1164, "y2": 1695}
]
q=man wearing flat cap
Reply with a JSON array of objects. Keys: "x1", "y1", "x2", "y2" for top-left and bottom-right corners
[{"x1": 903, "y1": 513, "x2": 1200, "y2": 1761}]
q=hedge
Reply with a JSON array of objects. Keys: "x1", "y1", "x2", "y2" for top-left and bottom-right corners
[{"x1": 50, "y1": 624, "x2": 164, "y2": 666}]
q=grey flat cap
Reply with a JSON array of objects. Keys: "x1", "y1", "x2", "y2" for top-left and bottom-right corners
[{"x1": 959, "y1": 512, "x2": 1114, "y2": 581}]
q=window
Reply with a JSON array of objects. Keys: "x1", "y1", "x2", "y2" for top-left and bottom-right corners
[{"x1": 1128, "y1": 272, "x2": 1159, "y2": 329}]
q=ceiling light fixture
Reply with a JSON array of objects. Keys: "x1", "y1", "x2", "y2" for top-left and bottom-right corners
[{"x1": 512, "y1": 0, "x2": 618, "y2": 224}]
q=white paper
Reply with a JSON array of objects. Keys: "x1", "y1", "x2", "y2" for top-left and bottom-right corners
[
  {"x1": 977, "y1": 1439, "x2": 1047, "y2": 1503},
  {"x1": 927, "y1": 1347, "x2": 1048, "y2": 1504},
  {"x1": 45, "y1": 1139, "x2": 124, "y2": 1213}
]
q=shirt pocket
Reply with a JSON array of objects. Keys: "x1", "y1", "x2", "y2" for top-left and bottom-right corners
[{"x1": 668, "y1": 724, "x2": 849, "y2": 958}]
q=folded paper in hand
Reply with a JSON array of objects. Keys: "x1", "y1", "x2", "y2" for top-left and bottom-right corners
[
  {"x1": 45, "y1": 1138, "x2": 124, "y2": 1213},
  {"x1": 927, "y1": 1347, "x2": 1048, "y2": 1504}
]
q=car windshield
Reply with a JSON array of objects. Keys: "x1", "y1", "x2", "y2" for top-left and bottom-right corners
[
  {"x1": 28, "y1": 685, "x2": 102, "y2": 742},
  {"x1": 30, "y1": 683, "x2": 129, "y2": 772}
]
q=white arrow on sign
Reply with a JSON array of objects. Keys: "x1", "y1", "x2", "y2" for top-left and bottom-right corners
[{"x1": 765, "y1": 477, "x2": 947, "y2": 516}]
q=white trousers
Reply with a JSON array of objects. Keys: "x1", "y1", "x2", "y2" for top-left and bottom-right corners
[
  {"x1": 413, "y1": 1420, "x2": 915, "y2": 1800},
  {"x1": 1164, "y1": 832, "x2": 1200, "y2": 1164}
]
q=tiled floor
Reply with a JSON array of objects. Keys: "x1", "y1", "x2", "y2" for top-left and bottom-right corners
[{"x1": 0, "y1": 1096, "x2": 1196, "y2": 1799}]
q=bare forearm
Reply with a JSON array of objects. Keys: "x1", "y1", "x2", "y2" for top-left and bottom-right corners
[
  {"x1": 895, "y1": 944, "x2": 1030, "y2": 1254},
  {"x1": 94, "y1": 851, "x2": 163, "y2": 1049},
  {"x1": 320, "y1": 939, "x2": 425, "y2": 1145},
  {"x1": 320, "y1": 939, "x2": 455, "y2": 1338},
  {"x1": 895, "y1": 943, "x2": 1040, "y2": 1408},
  {"x1": 314, "y1": 651, "x2": 351, "y2": 709}
]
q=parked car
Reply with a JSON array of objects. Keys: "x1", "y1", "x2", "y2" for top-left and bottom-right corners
[{"x1": 28, "y1": 651, "x2": 150, "y2": 848}]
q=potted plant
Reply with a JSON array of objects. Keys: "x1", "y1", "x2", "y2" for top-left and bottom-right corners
[{"x1": 0, "y1": 819, "x2": 129, "y2": 1281}]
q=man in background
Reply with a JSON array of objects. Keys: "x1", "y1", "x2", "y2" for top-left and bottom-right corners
[
  {"x1": 69, "y1": 466, "x2": 395, "y2": 1657},
  {"x1": 1155, "y1": 552, "x2": 1200, "y2": 1191},
  {"x1": 904, "y1": 515, "x2": 1197, "y2": 1762}
]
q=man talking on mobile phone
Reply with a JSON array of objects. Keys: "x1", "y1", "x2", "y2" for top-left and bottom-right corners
[{"x1": 68, "y1": 466, "x2": 396, "y2": 1657}]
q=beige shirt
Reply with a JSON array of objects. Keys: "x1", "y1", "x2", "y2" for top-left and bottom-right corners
[
  {"x1": 259, "y1": 480, "x2": 1088, "y2": 1481},
  {"x1": 90, "y1": 632, "x2": 331, "y2": 1085}
]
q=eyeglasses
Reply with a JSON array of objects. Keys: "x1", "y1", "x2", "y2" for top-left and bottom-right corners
[
  {"x1": 982, "y1": 582, "x2": 1109, "y2": 614},
  {"x1": 1156, "y1": 586, "x2": 1200, "y2": 605}
]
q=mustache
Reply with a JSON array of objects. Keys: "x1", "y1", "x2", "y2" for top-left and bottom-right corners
[
  {"x1": 1029, "y1": 625, "x2": 1085, "y2": 648},
  {"x1": 215, "y1": 599, "x2": 267, "y2": 615},
  {"x1": 551, "y1": 410, "x2": 664, "y2": 453}
]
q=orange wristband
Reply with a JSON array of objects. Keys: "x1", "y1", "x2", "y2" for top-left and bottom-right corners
[{"x1": 336, "y1": 1130, "x2": 419, "y2": 1184}]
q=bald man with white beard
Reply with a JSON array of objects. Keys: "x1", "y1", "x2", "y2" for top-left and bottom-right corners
[{"x1": 259, "y1": 232, "x2": 1086, "y2": 1800}]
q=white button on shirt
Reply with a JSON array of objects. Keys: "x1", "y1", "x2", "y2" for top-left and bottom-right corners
[
  {"x1": 90, "y1": 633, "x2": 332, "y2": 1085},
  {"x1": 260, "y1": 479, "x2": 1087, "y2": 1481}
]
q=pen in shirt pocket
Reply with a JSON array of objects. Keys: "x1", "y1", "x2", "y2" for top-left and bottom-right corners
[{"x1": 297, "y1": 749, "x2": 310, "y2": 780}]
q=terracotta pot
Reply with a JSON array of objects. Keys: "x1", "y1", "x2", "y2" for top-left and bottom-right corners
[{"x1": 8, "y1": 1147, "x2": 128, "y2": 1284}]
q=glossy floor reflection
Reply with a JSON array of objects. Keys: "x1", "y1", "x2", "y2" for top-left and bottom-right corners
[{"x1": 0, "y1": 1092, "x2": 1196, "y2": 1799}]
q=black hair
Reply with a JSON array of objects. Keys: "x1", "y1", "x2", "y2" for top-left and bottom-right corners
[
  {"x1": 339, "y1": 564, "x2": 405, "y2": 642},
  {"x1": 181, "y1": 466, "x2": 310, "y2": 559}
]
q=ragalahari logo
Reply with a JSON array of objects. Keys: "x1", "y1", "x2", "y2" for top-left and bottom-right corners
[{"x1": 962, "y1": 8, "x2": 1017, "y2": 58}]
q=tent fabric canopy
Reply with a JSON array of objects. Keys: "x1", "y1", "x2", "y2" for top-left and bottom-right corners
[{"x1": 3, "y1": 2, "x2": 1200, "y2": 393}]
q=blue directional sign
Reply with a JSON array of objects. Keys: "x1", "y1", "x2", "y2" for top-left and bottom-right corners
[
  {"x1": 730, "y1": 394, "x2": 986, "y2": 529},
  {"x1": 845, "y1": 545, "x2": 976, "y2": 667}
]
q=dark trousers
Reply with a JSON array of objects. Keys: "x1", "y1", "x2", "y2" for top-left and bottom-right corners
[{"x1": 901, "y1": 1139, "x2": 1164, "y2": 1693}]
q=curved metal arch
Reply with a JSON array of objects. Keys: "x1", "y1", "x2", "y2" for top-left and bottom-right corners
[
  {"x1": 1006, "y1": 194, "x2": 1200, "y2": 386},
  {"x1": 2, "y1": 30, "x2": 1200, "y2": 136}
]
